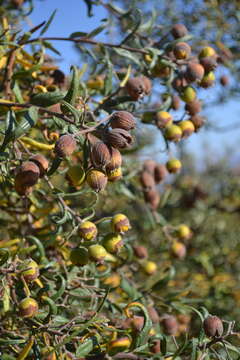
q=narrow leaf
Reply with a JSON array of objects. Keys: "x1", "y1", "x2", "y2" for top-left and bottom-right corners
[{"x1": 40, "y1": 9, "x2": 57, "y2": 35}]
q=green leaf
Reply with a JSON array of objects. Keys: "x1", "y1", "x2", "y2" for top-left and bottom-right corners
[
  {"x1": 113, "y1": 47, "x2": 141, "y2": 66},
  {"x1": 61, "y1": 66, "x2": 80, "y2": 113},
  {"x1": 13, "y1": 81, "x2": 24, "y2": 103},
  {"x1": 104, "y1": 63, "x2": 113, "y2": 95},
  {"x1": 0, "y1": 111, "x2": 16, "y2": 151},
  {"x1": 83, "y1": 0, "x2": 94, "y2": 17},
  {"x1": 30, "y1": 91, "x2": 64, "y2": 107},
  {"x1": 43, "y1": 40, "x2": 61, "y2": 55},
  {"x1": 51, "y1": 275, "x2": 66, "y2": 301},
  {"x1": 0, "y1": 248, "x2": 9, "y2": 266},
  {"x1": 12, "y1": 64, "x2": 41, "y2": 79},
  {"x1": 40, "y1": 9, "x2": 57, "y2": 35},
  {"x1": 87, "y1": 21, "x2": 107, "y2": 38},
  {"x1": 14, "y1": 106, "x2": 38, "y2": 138},
  {"x1": 76, "y1": 337, "x2": 97, "y2": 357},
  {"x1": 70, "y1": 31, "x2": 88, "y2": 38}
]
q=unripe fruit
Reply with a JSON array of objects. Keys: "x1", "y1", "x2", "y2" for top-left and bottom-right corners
[
  {"x1": 102, "y1": 273, "x2": 121, "y2": 288},
  {"x1": 108, "y1": 337, "x2": 131, "y2": 356},
  {"x1": 19, "y1": 297, "x2": 39, "y2": 318},
  {"x1": 156, "y1": 111, "x2": 173, "y2": 129},
  {"x1": 20, "y1": 259, "x2": 39, "y2": 282},
  {"x1": 150, "y1": 339, "x2": 161, "y2": 354},
  {"x1": 15, "y1": 161, "x2": 40, "y2": 187},
  {"x1": 42, "y1": 347, "x2": 57, "y2": 360},
  {"x1": 154, "y1": 164, "x2": 168, "y2": 183},
  {"x1": 200, "y1": 71, "x2": 215, "y2": 88},
  {"x1": 55, "y1": 134, "x2": 77, "y2": 158},
  {"x1": 90, "y1": 141, "x2": 111, "y2": 168},
  {"x1": 106, "y1": 147, "x2": 122, "y2": 172},
  {"x1": 142, "y1": 261, "x2": 157, "y2": 275},
  {"x1": 102, "y1": 233, "x2": 123, "y2": 254},
  {"x1": 181, "y1": 86, "x2": 196, "y2": 103},
  {"x1": 161, "y1": 315, "x2": 179, "y2": 335},
  {"x1": 179, "y1": 120, "x2": 195, "y2": 138},
  {"x1": 147, "y1": 306, "x2": 160, "y2": 324},
  {"x1": 110, "y1": 111, "x2": 136, "y2": 131},
  {"x1": 190, "y1": 115, "x2": 205, "y2": 132},
  {"x1": 105, "y1": 128, "x2": 133, "y2": 149},
  {"x1": 14, "y1": 183, "x2": 33, "y2": 196},
  {"x1": 86, "y1": 170, "x2": 108, "y2": 192},
  {"x1": 70, "y1": 247, "x2": 89, "y2": 266},
  {"x1": 88, "y1": 244, "x2": 107, "y2": 262},
  {"x1": 144, "y1": 189, "x2": 160, "y2": 210},
  {"x1": 171, "y1": 241, "x2": 186, "y2": 259},
  {"x1": 171, "y1": 24, "x2": 188, "y2": 39},
  {"x1": 200, "y1": 56, "x2": 218, "y2": 72},
  {"x1": 199, "y1": 46, "x2": 216, "y2": 58},
  {"x1": 143, "y1": 159, "x2": 156, "y2": 175},
  {"x1": 140, "y1": 171, "x2": 155, "y2": 189},
  {"x1": 177, "y1": 224, "x2": 191, "y2": 240},
  {"x1": 171, "y1": 95, "x2": 181, "y2": 110},
  {"x1": 165, "y1": 124, "x2": 182, "y2": 142},
  {"x1": 203, "y1": 315, "x2": 223, "y2": 337},
  {"x1": 107, "y1": 167, "x2": 122, "y2": 182},
  {"x1": 112, "y1": 213, "x2": 131, "y2": 233},
  {"x1": 166, "y1": 159, "x2": 182, "y2": 173},
  {"x1": 125, "y1": 77, "x2": 145, "y2": 100},
  {"x1": 30, "y1": 154, "x2": 49, "y2": 177},
  {"x1": 79, "y1": 221, "x2": 97, "y2": 240},
  {"x1": 173, "y1": 42, "x2": 191, "y2": 59},
  {"x1": 185, "y1": 62, "x2": 205, "y2": 82},
  {"x1": 185, "y1": 100, "x2": 202, "y2": 115},
  {"x1": 133, "y1": 245, "x2": 148, "y2": 259},
  {"x1": 220, "y1": 75, "x2": 229, "y2": 87}
]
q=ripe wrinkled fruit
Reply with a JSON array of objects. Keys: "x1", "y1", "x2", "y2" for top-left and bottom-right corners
[
  {"x1": 171, "y1": 241, "x2": 186, "y2": 259},
  {"x1": 131, "y1": 316, "x2": 144, "y2": 332},
  {"x1": 140, "y1": 171, "x2": 155, "y2": 189},
  {"x1": 105, "y1": 128, "x2": 133, "y2": 149},
  {"x1": 220, "y1": 75, "x2": 229, "y2": 86},
  {"x1": 203, "y1": 315, "x2": 223, "y2": 337},
  {"x1": 110, "y1": 111, "x2": 136, "y2": 130},
  {"x1": 166, "y1": 158, "x2": 182, "y2": 173},
  {"x1": 106, "y1": 147, "x2": 122, "y2": 172},
  {"x1": 102, "y1": 233, "x2": 123, "y2": 254},
  {"x1": 30, "y1": 154, "x2": 49, "y2": 177},
  {"x1": 200, "y1": 56, "x2": 218, "y2": 72},
  {"x1": 200, "y1": 71, "x2": 215, "y2": 88},
  {"x1": 86, "y1": 170, "x2": 108, "y2": 192},
  {"x1": 90, "y1": 141, "x2": 111, "y2": 167},
  {"x1": 107, "y1": 167, "x2": 122, "y2": 182},
  {"x1": 177, "y1": 224, "x2": 191, "y2": 240},
  {"x1": 133, "y1": 245, "x2": 148, "y2": 259},
  {"x1": 185, "y1": 99, "x2": 202, "y2": 115},
  {"x1": 185, "y1": 62, "x2": 205, "y2": 82},
  {"x1": 173, "y1": 42, "x2": 191, "y2": 59},
  {"x1": 156, "y1": 111, "x2": 173, "y2": 129},
  {"x1": 181, "y1": 86, "x2": 196, "y2": 103},
  {"x1": 165, "y1": 124, "x2": 182, "y2": 142},
  {"x1": 125, "y1": 77, "x2": 145, "y2": 100},
  {"x1": 143, "y1": 159, "x2": 156, "y2": 175},
  {"x1": 161, "y1": 315, "x2": 179, "y2": 335},
  {"x1": 147, "y1": 306, "x2": 160, "y2": 324},
  {"x1": 140, "y1": 75, "x2": 152, "y2": 95},
  {"x1": 171, "y1": 24, "x2": 188, "y2": 39},
  {"x1": 20, "y1": 259, "x2": 39, "y2": 282},
  {"x1": 112, "y1": 213, "x2": 131, "y2": 233},
  {"x1": 199, "y1": 46, "x2": 216, "y2": 58},
  {"x1": 142, "y1": 261, "x2": 157, "y2": 275},
  {"x1": 190, "y1": 115, "x2": 205, "y2": 132},
  {"x1": 154, "y1": 164, "x2": 168, "y2": 183},
  {"x1": 144, "y1": 189, "x2": 160, "y2": 210},
  {"x1": 179, "y1": 120, "x2": 195, "y2": 138},
  {"x1": 89, "y1": 244, "x2": 107, "y2": 262},
  {"x1": 55, "y1": 134, "x2": 77, "y2": 158},
  {"x1": 108, "y1": 337, "x2": 131, "y2": 356},
  {"x1": 15, "y1": 161, "x2": 40, "y2": 187},
  {"x1": 19, "y1": 297, "x2": 39, "y2": 318},
  {"x1": 70, "y1": 247, "x2": 89, "y2": 266},
  {"x1": 171, "y1": 95, "x2": 181, "y2": 110},
  {"x1": 79, "y1": 221, "x2": 97, "y2": 240}
]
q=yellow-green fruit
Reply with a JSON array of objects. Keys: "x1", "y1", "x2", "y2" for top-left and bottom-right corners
[
  {"x1": 171, "y1": 241, "x2": 186, "y2": 259},
  {"x1": 142, "y1": 261, "x2": 157, "y2": 275},
  {"x1": 107, "y1": 167, "x2": 122, "y2": 182},
  {"x1": 42, "y1": 347, "x2": 57, "y2": 360},
  {"x1": 89, "y1": 244, "x2": 107, "y2": 262},
  {"x1": 108, "y1": 337, "x2": 131, "y2": 356},
  {"x1": 181, "y1": 86, "x2": 196, "y2": 103},
  {"x1": 179, "y1": 120, "x2": 195, "y2": 138},
  {"x1": 102, "y1": 233, "x2": 123, "y2": 254},
  {"x1": 79, "y1": 221, "x2": 97, "y2": 241},
  {"x1": 200, "y1": 71, "x2": 215, "y2": 88},
  {"x1": 165, "y1": 124, "x2": 182, "y2": 142},
  {"x1": 177, "y1": 224, "x2": 191, "y2": 240},
  {"x1": 166, "y1": 159, "x2": 182, "y2": 173},
  {"x1": 199, "y1": 46, "x2": 216, "y2": 58},
  {"x1": 156, "y1": 111, "x2": 173, "y2": 129},
  {"x1": 86, "y1": 169, "x2": 108, "y2": 192},
  {"x1": 70, "y1": 247, "x2": 89, "y2": 266},
  {"x1": 20, "y1": 259, "x2": 39, "y2": 282},
  {"x1": 111, "y1": 213, "x2": 131, "y2": 233},
  {"x1": 19, "y1": 297, "x2": 39, "y2": 318}
]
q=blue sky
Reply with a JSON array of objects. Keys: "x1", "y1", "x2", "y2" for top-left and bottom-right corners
[{"x1": 24, "y1": 0, "x2": 240, "y2": 168}]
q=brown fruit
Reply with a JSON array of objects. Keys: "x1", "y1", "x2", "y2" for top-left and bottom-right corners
[
  {"x1": 15, "y1": 161, "x2": 40, "y2": 189},
  {"x1": 133, "y1": 245, "x2": 148, "y2": 259},
  {"x1": 30, "y1": 154, "x2": 49, "y2": 177},
  {"x1": 154, "y1": 164, "x2": 168, "y2": 183},
  {"x1": 110, "y1": 111, "x2": 136, "y2": 130},
  {"x1": 161, "y1": 315, "x2": 179, "y2": 335},
  {"x1": 51, "y1": 69, "x2": 65, "y2": 85},
  {"x1": 220, "y1": 75, "x2": 229, "y2": 86},
  {"x1": 90, "y1": 141, "x2": 111, "y2": 167},
  {"x1": 185, "y1": 62, "x2": 204, "y2": 82},
  {"x1": 190, "y1": 115, "x2": 205, "y2": 131},
  {"x1": 143, "y1": 159, "x2": 156, "y2": 175},
  {"x1": 14, "y1": 183, "x2": 33, "y2": 196},
  {"x1": 150, "y1": 339, "x2": 161, "y2": 353},
  {"x1": 144, "y1": 189, "x2": 160, "y2": 210},
  {"x1": 131, "y1": 316, "x2": 144, "y2": 332},
  {"x1": 200, "y1": 56, "x2": 218, "y2": 72},
  {"x1": 125, "y1": 77, "x2": 145, "y2": 101},
  {"x1": 140, "y1": 75, "x2": 152, "y2": 95},
  {"x1": 140, "y1": 171, "x2": 155, "y2": 189},
  {"x1": 105, "y1": 128, "x2": 133, "y2": 149},
  {"x1": 171, "y1": 24, "x2": 188, "y2": 39},
  {"x1": 147, "y1": 306, "x2": 160, "y2": 324},
  {"x1": 106, "y1": 147, "x2": 122, "y2": 172},
  {"x1": 11, "y1": 0, "x2": 24, "y2": 7},
  {"x1": 55, "y1": 134, "x2": 77, "y2": 158},
  {"x1": 173, "y1": 42, "x2": 191, "y2": 60},
  {"x1": 172, "y1": 75, "x2": 188, "y2": 91},
  {"x1": 86, "y1": 170, "x2": 108, "y2": 192},
  {"x1": 185, "y1": 100, "x2": 202, "y2": 115},
  {"x1": 171, "y1": 95, "x2": 181, "y2": 110},
  {"x1": 203, "y1": 316, "x2": 223, "y2": 338}
]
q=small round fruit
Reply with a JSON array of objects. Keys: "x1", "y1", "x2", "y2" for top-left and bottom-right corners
[
  {"x1": 171, "y1": 95, "x2": 181, "y2": 110},
  {"x1": 185, "y1": 100, "x2": 202, "y2": 115},
  {"x1": 86, "y1": 170, "x2": 108, "y2": 192},
  {"x1": 181, "y1": 86, "x2": 196, "y2": 103},
  {"x1": 105, "y1": 128, "x2": 133, "y2": 149},
  {"x1": 165, "y1": 124, "x2": 182, "y2": 142},
  {"x1": 171, "y1": 24, "x2": 188, "y2": 39},
  {"x1": 140, "y1": 171, "x2": 155, "y2": 189},
  {"x1": 107, "y1": 167, "x2": 122, "y2": 182},
  {"x1": 154, "y1": 164, "x2": 168, "y2": 184},
  {"x1": 161, "y1": 315, "x2": 179, "y2": 335},
  {"x1": 142, "y1": 261, "x2": 157, "y2": 275},
  {"x1": 102, "y1": 273, "x2": 121, "y2": 288},
  {"x1": 55, "y1": 134, "x2": 77, "y2": 158},
  {"x1": 143, "y1": 159, "x2": 156, "y2": 175},
  {"x1": 173, "y1": 42, "x2": 191, "y2": 59},
  {"x1": 147, "y1": 306, "x2": 160, "y2": 324},
  {"x1": 111, "y1": 214, "x2": 131, "y2": 233},
  {"x1": 144, "y1": 189, "x2": 160, "y2": 210},
  {"x1": 166, "y1": 159, "x2": 182, "y2": 173},
  {"x1": 19, "y1": 297, "x2": 39, "y2": 318},
  {"x1": 30, "y1": 154, "x2": 49, "y2": 177},
  {"x1": 79, "y1": 221, "x2": 97, "y2": 241},
  {"x1": 200, "y1": 56, "x2": 218, "y2": 72},
  {"x1": 102, "y1": 233, "x2": 123, "y2": 254},
  {"x1": 177, "y1": 224, "x2": 191, "y2": 240},
  {"x1": 70, "y1": 247, "x2": 89, "y2": 266},
  {"x1": 199, "y1": 46, "x2": 216, "y2": 58},
  {"x1": 171, "y1": 241, "x2": 186, "y2": 259},
  {"x1": 15, "y1": 161, "x2": 40, "y2": 187},
  {"x1": 185, "y1": 62, "x2": 205, "y2": 82},
  {"x1": 150, "y1": 339, "x2": 161, "y2": 354},
  {"x1": 133, "y1": 245, "x2": 148, "y2": 259},
  {"x1": 106, "y1": 148, "x2": 122, "y2": 172},
  {"x1": 90, "y1": 141, "x2": 111, "y2": 168},
  {"x1": 156, "y1": 111, "x2": 173, "y2": 129},
  {"x1": 190, "y1": 115, "x2": 205, "y2": 132},
  {"x1": 179, "y1": 120, "x2": 195, "y2": 138},
  {"x1": 200, "y1": 71, "x2": 215, "y2": 88},
  {"x1": 220, "y1": 75, "x2": 229, "y2": 87},
  {"x1": 88, "y1": 244, "x2": 107, "y2": 263},
  {"x1": 125, "y1": 77, "x2": 145, "y2": 101},
  {"x1": 110, "y1": 111, "x2": 136, "y2": 130},
  {"x1": 20, "y1": 259, "x2": 39, "y2": 282},
  {"x1": 203, "y1": 315, "x2": 223, "y2": 338}
]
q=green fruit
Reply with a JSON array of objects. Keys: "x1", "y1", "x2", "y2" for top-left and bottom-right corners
[
  {"x1": 89, "y1": 244, "x2": 107, "y2": 262},
  {"x1": 102, "y1": 233, "x2": 123, "y2": 254}
]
